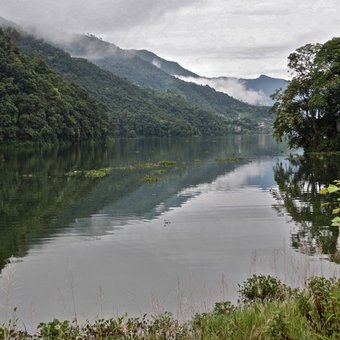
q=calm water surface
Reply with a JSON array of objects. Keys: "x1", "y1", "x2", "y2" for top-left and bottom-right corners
[{"x1": 0, "y1": 135, "x2": 339, "y2": 327}]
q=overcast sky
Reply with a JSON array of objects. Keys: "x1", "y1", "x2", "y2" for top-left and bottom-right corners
[{"x1": 0, "y1": 0, "x2": 339, "y2": 78}]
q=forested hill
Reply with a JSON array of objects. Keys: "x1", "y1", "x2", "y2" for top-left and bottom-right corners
[
  {"x1": 0, "y1": 29, "x2": 111, "y2": 142},
  {"x1": 17, "y1": 33, "x2": 230, "y2": 137},
  {"x1": 132, "y1": 49, "x2": 199, "y2": 78},
  {"x1": 57, "y1": 34, "x2": 269, "y2": 120}
]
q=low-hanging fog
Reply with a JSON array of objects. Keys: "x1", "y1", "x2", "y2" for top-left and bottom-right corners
[{"x1": 176, "y1": 76, "x2": 268, "y2": 105}]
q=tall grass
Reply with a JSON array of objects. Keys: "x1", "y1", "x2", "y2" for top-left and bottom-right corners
[{"x1": 1, "y1": 275, "x2": 339, "y2": 339}]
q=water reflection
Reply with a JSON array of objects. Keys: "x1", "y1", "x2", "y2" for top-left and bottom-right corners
[
  {"x1": 272, "y1": 154, "x2": 340, "y2": 263},
  {"x1": 2, "y1": 136, "x2": 340, "y2": 327},
  {"x1": 0, "y1": 135, "x2": 283, "y2": 272}
]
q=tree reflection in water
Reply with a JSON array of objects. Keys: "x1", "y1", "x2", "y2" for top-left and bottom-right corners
[{"x1": 272, "y1": 154, "x2": 340, "y2": 263}]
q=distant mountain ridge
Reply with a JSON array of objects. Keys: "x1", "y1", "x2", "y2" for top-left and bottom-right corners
[
  {"x1": 0, "y1": 16, "x2": 274, "y2": 138},
  {"x1": 0, "y1": 18, "x2": 236, "y2": 138},
  {"x1": 56, "y1": 34, "x2": 269, "y2": 120},
  {"x1": 131, "y1": 49, "x2": 199, "y2": 78},
  {"x1": 185, "y1": 74, "x2": 288, "y2": 105},
  {"x1": 131, "y1": 49, "x2": 288, "y2": 105},
  {"x1": 241, "y1": 75, "x2": 288, "y2": 97}
]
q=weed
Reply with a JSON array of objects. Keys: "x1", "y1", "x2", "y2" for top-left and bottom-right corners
[
  {"x1": 2, "y1": 275, "x2": 340, "y2": 339},
  {"x1": 238, "y1": 275, "x2": 293, "y2": 303},
  {"x1": 143, "y1": 175, "x2": 160, "y2": 183}
]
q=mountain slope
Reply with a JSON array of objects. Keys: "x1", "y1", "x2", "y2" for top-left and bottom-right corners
[
  {"x1": 0, "y1": 28, "x2": 111, "y2": 142},
  {"x1": 17, "y1": 33, "x2": 231, "y2": 137},
  {"x1": 132, "y1": 48, "x2": 288, "y2": 105},
  {"x1": 241, "y1": 75, "x2": 288, "y2": 98},
  {"x1": 57, "y1": 34, "x2": 269, "y2": 120},
  {"x1": 132, "y1": 49, "x2": 199, "y2": 78}
]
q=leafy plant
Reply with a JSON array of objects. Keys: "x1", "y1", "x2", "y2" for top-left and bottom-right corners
[
  {"x1": 297, "y1": 276, "x2": 340, "y2": 336},
  {"x1": 320, "y1": 180, "x2": 340, "y2": 227},
  {"x1": 213, "y1": 301, "x2": 236, "y2": 315},
  {"x1": 238, "y1": 275, "x2": 292, "y2": 303}
]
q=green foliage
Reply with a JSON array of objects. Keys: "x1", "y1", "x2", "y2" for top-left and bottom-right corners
[
  {"x1": 65, "y1": 167, "x2": 113, "y2": 179},
  {"x1": 297, "y1": 276, "x2": 340, "y2": 336},
  {"x1": 1, "y1": 275, "x2": 340, "y2": 339},
  {"x1": 17, "y1": 33, "x2": 233, "y2": 138},
  {"x1": 157, "y1": 160, "x2": 177, "y2": 167},
  {"x1": 63, "y1": 34, "x2": 270, "y2": 124},
  {"x1": 272, "y1": 37, "x2": 340, "y2": 151},
  {"x1": 143, "y1": 175, "x2": 160, "y2": 183},
  {"x1": 0, "y1": 29, "x2": 111, "y2": 143},
  {"x1": 38, "y1": 319, "x2": 80, "y2": 339},
  {"x1": 320, "y1": 180, "x2": 340, "y2": 227},
  {"x1": 213, "y1": 301, "x2": 236, "y2": 315},
  {"x1": 272, "y1": 155, "x2": 340, "y2": 262},
  {"x1": 238, "y1": 275, "x2": 292, "y2": 303}
]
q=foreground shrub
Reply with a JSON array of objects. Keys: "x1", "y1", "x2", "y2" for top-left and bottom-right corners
[
  {"x1": 238, "y1": 274, "x2": 293, "y2": 303},
  {"x1": 297, "y1": 276, "x2": 340, "y2": 337},
  {"x1": 1, "y1": 275, "x2": 339, "y2": 339}
]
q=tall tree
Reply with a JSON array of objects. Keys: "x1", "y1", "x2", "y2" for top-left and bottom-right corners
[{"x1": 271, "y1": 37, "x2": 340, "y2": 151}]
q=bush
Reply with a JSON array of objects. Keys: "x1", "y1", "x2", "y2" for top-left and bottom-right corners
[{"x1": 238, "y1": 275, "x2": 293, "y2": 303}]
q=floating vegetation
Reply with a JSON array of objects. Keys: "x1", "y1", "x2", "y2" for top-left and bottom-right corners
[
  {"x1": 157, "y1": 160, "x2": 177, "y2": 167},
  {"x1": 112, "y1": 165, "x2": 136, "y2": 171},
  {"x1": 152, "y1": 169, "x2": 167, "y2": 176},
  {"x1": 214, "y1": 156, "x2": 243, "y2": 163},
  {"x1": 65, "y1": 167, "x2": 113, "y2": 179},
  {"x1": 65, "y1": 161, "x2": 177, "y2": 181},
  {"x1": 194, "y1": 159, "x2": 202, "y2": 164},
  {"x1": 113, "y1": 161, "x2": 177, "y2": 171},
  {"x1": 138, "y1": 162, "x2": 158, "y2": 169},
  {"x1": 65, "y1": 170, "x2": 83, "y2": 177},
  {"x1": 137, "y1": 161, "x2": 177, "y2": 169},
  {"x1": 84, "y1": 167, "x2": 113, "y2": 178},
  {"x1": 143, "y1": 175, "x2": 160, "y2": 183}
]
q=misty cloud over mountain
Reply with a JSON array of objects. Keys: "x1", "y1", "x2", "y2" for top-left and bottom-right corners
[
  {"x1": 0, "y1": 0, "x2": 195, "y2": 33},
  {"x1": 1, "y1": 1, "x2": 338, "y2": 78},
  {"x1": 176, "y1": 76, "x2": 269, "y2": 105}
]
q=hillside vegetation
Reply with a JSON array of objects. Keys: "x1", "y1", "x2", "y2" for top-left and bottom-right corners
[
  {"x1": 18, "y1": 33, "x2": 231, "y2": 138},
  {"x1": 59, "y1": 34, "x2": 269, "y2": 120},
  {"x1": 0, "y1": 29, "x2": 111, "y2": 142}
]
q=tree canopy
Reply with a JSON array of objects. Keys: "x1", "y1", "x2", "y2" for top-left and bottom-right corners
[
  {"x1": 271, "y1": 37, "x2": 340, "y2": 151},
  {"x1": 0, "y1": 28, "x2": 112, "y2": 143},
  {"x1": 18, "y1": 33, "x2": 235, "y2": 138}
]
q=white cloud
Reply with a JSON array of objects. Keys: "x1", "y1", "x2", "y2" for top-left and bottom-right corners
[
  {"x1": 176, "y1": 76, "x2": 268, "y2": 105},
  {"x1": 0, "y1": 0, "x2": 339, "y2": 78},
  {"x1": 151, "y1": 59, "x2": 161, "y2": 69}
]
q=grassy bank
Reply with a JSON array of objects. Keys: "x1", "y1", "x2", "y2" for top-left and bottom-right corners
[{"x1": 1, "y1": 275, "x2": 339, "y2": 339}]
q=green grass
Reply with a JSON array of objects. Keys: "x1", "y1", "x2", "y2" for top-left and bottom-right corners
[{"x1": 2, "y1": 275, "x2": 339, "y2": 339}]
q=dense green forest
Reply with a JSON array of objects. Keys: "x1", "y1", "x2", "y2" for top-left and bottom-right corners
[
  {"x1": 272, "y1": 37, "x2": 340, "y2": 151},
  {"x1": 16, "y1": 33, "x2": 237, "y2": 138},
  {"x1": 61, "y1": 34, "x2": 270, "y2": 121},
  {"x1": 0, "y1": 18, "x2": 272, "y2": 142},
  {"x1": 0, "y1": 29, "x2": 111, "y2": 142}
]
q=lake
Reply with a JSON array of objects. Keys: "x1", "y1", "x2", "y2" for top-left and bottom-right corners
[{"x1": 0, "y1": 135, "x2": 339, "y2": 328}]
